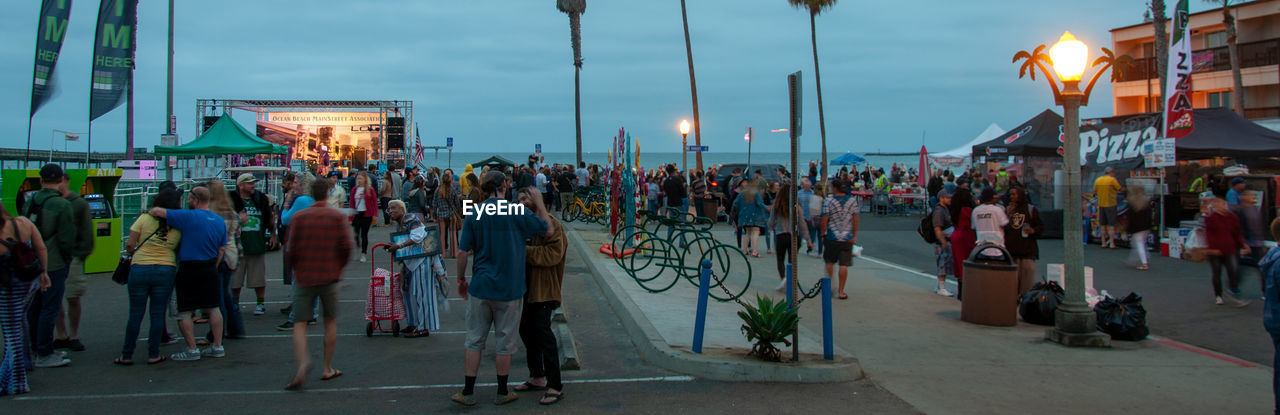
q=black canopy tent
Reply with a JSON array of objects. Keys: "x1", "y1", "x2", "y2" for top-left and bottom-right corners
[
  {"x1": 471, "y1": 155, "x2": 518, "y2": 169},
  {"x1": 1081, "y1": 107, "x2": 1280, "y2": 170},
  {"x1": 970, "y1": 109, "x2": 1065, "y2": 160}
]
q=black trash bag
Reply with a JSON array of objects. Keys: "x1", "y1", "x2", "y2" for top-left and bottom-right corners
[
  {"x1": 1094, "y1": 292, "x2": 1149, "y2": 341},
  {"x1": 1018, "y1": 280, "x2": 1065, "y2": 326}
]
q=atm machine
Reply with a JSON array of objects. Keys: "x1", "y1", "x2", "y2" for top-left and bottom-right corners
[{"x1": 68, "y1": 169, "x2": 122, "y2": 274}]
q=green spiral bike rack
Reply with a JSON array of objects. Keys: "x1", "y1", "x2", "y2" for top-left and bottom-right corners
[{"x1": 611, "y1": 208, "x2": 752, "y2": 302}]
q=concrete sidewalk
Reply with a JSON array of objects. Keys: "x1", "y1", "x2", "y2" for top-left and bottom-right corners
[
  {"x1": 568, "y1": 225, "x2": 861, "y2": 383},
  {"x1": 571, "y1": 222, "x2": 1274, "y2": 413}
]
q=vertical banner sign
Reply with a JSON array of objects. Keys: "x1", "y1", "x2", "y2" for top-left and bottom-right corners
[
  {"x1": 1163, "y1": 0, "x2": 1194, "y2": 139},
  {"x1": 89, "y1": 0, "x2": 137, "y2": 121},
  {"x1": 31, "y1": 0, "x2": 73, "y2": 116}
]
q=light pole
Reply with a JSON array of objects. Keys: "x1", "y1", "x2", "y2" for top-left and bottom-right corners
[
  {"x1": 745, "y1": 127, "x2": 754, "y2": 173},
  {"x1": 1019, "y1": 31, "x2": 1115, "y2": 347},
  {"x1": 680, "y1": 120, "x2": 691, "y2": 182}
]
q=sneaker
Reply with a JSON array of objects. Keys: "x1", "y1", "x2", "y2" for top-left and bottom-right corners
[
  {"x1": 360, "y1": 254, "x2": 368, "y2": 263},
  {"x1": 775, "y1": 280, "x2": 786, "y2": 292},
  {"x1": 280, "y1": 305, "x2": 292, "y2": 315},
  {"x1": 171, "y1": 349, "x2": 202, "y2": 361},
  {"x1": 200, "y1": 346, "x2": 226, "y2": 358},
  {"x1": 276, "y1": 321, "x2": 296, "y2": 331},
  {"x1": 494, "y1": 391, "x2": 520, "y2": 406},
  {"x1": 936, "y1": 288, "x2": 954, "y2": 297},
  {"x1": 1223, "y1": 291, "x2": 1251, "y2": 308},
  {"x1": 65, "y1": 339, "x2": 86, "y2": 352},
  {"x1": 451, "y1": 392, "x2": 477, "y2": 406},
  {"x1": 1215, "y1": 296, "x2": 1225, "y2": 305},
  {"x1": 253, "y1": 304, "x2": 266, "y2": 316},
  {"x1": 34, "y1": 354, "x2": 70, "y2": 368}
]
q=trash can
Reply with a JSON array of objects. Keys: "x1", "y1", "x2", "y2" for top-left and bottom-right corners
[{"x1": 961, "y1": 243, "x2": 1019, "y2": 326}]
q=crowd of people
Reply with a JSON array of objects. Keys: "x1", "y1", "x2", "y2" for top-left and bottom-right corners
[{"x1": 0, "y1": 162, "x2": 572, "y2": 406}]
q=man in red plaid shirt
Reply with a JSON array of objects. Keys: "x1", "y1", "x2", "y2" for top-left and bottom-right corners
[{"x1": 284, "y1": 179, "x2": 353, "y2": 390}]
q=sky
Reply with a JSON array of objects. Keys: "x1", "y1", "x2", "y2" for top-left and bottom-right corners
[{"x1": 1, "y1": 0, "x2": 1225, "y2": 157}]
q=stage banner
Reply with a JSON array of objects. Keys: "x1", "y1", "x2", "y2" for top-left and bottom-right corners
[
  {"x1": 31, "y1": 0, "x2": 74, "y2": 116},
  {"x1": 267, "y1": 112, "x2": 384, "y2": 125},
  {"x1": 89, "y1": 0, "x2": 137, "y2": 121},
  {"x1": 1081, "y1": 113, "x2": 1161, "y2": 170},
  {"x1": 1163, "y1": 0, "x2": 1194, "y2": 139}
]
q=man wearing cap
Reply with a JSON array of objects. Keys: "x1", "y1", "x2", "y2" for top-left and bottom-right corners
[
  {"x1": 452, "y1": 171, "x2": 553, "y2": 406},
  {"x1": 931, "y1": 190, "x2": 955, "y2": 297},
  {"x1": 1227, "y1": 177, "x2": 1247, "y2": 207},
  {"x1": 25, "y1": 164, "x2": 78, "y2": 368},
  {"x1": 1093, "y1": 167, "x2": 1122, "y2": 249},
  {"x1": 230, "y1": 173, "x2": 276, "y2": 316}
]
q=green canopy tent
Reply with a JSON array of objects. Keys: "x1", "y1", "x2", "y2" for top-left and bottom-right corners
[
  {"x1": 154, "y1": 114, "x2": 287, "y2": 156},
  {"x1": 471, "y1": 155, "x2": 518, "y2": 169}
]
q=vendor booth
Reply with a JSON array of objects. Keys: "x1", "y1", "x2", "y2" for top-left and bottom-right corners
[
  {"x1": 471, "y1": 155, "x2": 519, "y2": 170},
  {"x1": 155, "y1": 114, "x2": 287, "y2": 157},
  {"x1": 931, "y1": 123, "x2": 1005, "y2": 168},
  {"x1": 971, "y1": 109, "x2": 1066, "y2": 210},
  {"x1": 2, "y1": 168, "x2": 122, "y2": 274}
]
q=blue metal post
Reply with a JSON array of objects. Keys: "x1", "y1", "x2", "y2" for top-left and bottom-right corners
[
  {"x1": 820, "y1": 276, "x2": 834, "y2": 361},
  {"x1": 785, "y1": 263, "x2": 794, "y2": 310},
  {"x1": 692, "y1": 259, "x2": 712, "y2": 354}
]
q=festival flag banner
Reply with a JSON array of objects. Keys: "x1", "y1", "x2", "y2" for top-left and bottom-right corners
[
  {"x1": 31, "y1": 0, "x2": 74, "y2": 116},
  {"x1": 1163, "y1": 0, "x2": 1194, "y2": 139},
  {"x1": 89, "y1": 0, "x2": 137, "y2": 121}
]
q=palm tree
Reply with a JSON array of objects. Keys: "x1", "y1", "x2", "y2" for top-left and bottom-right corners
[
  {"x1": 557, "y1": 0, "x2": 586, "y2": 166},
  {"x1": 788, "y1": 0, "x2": 837, "y2": 183},
  {"x1": 678, "y1": 0, "x2": 704, "y2": 171},
  {"x1": 1151, "y1": 0, "x2": 1169, "y2": 111},
  {"x1": 1204, "y1": 0, "x2": 1244, "y2": 115}
]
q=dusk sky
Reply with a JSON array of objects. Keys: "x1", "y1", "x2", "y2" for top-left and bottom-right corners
[{"x1": 1, "y1": 1, "x2": 1223, "y2": 156}]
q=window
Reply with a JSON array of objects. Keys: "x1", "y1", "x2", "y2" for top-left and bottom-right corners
[
  {"x1": 1142, "y1": 42, "x2": 1155, "y2": 58},
  {"x1": 1206, "y1": 31, "x2": 1227, "y2": 48},
  {"x1": 1208, "y1": 91, "x2": 1233, "y2": 109}
]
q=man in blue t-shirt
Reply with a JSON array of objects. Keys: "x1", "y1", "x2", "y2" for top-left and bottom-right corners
[
  {"x1": 820, "y1": 179, "x2": 860, "y2": 300},
  {"x1": 451, "y1": 171, "x2": 552, "y2": 406},
  {"x1": 149, "y1": 186, "x2": 229, "y2": 362}
]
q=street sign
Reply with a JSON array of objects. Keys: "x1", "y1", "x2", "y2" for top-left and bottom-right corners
[
  {"x1": 686, "y1": 145, "x2": 709, "y2": 152},
  {"x1": 446, "y1": 137, "x2": 453, "y2": 148},
  {"x1": 536, "y1": 143, "x2": 542, "y2": 153}
]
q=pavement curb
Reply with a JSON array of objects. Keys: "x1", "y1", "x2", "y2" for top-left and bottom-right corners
[{"x1": 567, "y1": 227, "x2": 863, "y2": 383}]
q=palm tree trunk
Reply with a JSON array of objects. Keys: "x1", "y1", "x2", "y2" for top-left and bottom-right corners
[
  {"x1": 1152, "y1": 0, "x2": 1169, "y2": 111},
  {"x1": 679, "y1": 0, "x2": 703, "y2": 171},
  {"x1": 570, "y1": 11, "x2": 584, "y2": 166},
  {"x1": 810, "y1": 11, "x2": 828, "y2": 185},
  {"x1": 1223, "y1": 4, "x2": 1244, "y2": 115}
]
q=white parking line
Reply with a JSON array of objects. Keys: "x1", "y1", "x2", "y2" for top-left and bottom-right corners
[
  {"x1": 12, "y1": 375, "x2": 696, "y2": 400},
  {"x1": 859, "y1": 255, "x2": 957, "y2": 287},
  {"x1": 138, "y1": 331, "x2": 467, "y2": 341}
]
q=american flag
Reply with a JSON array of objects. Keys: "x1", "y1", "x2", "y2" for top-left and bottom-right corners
[{"x1": 413, "y1": 125, "x2": 424, "y2": 166}]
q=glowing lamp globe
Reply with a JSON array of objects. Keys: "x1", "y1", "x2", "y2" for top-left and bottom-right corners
[
  {"x1": 1049, "y1": 31, "x2": 1088, "y2": 82},
  {"x1": 679, "y1": 120, "x2": 691, "y2": 135}
]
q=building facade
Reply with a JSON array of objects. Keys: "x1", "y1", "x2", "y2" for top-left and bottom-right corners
[{"x1": 1110, "y1": 0, "x2": 1279, "y2": 120}]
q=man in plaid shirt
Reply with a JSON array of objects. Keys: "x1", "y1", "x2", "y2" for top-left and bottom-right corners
[{"x1": 284, "y1": 179, "x2": 353, "y2": 390}]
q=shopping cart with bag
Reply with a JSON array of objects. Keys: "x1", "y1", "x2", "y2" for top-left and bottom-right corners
[{"x1": 366, "y1": 243, "x2": 404, "y2": 337}]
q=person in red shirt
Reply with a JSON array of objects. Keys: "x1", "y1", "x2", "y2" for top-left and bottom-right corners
[
  {"x1": 1205, "y1": 197, "x2": 1252, "y2": 307},
  {"x1": 284, "y1": 179, "x2": 353, "y2": 390}
]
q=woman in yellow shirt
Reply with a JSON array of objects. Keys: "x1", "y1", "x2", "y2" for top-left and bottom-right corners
[{"x1": 117, "y1": 189, "x2": 183, "y2": 365}]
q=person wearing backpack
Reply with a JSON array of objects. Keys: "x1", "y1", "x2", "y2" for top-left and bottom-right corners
[
  {"x1": 54, "y1": 171, "x2": 94, "y2": 353},
  {"x1": 25, "y1": 164, "x2": 77, "y2": 368},
  {"x1": 1, "y1": 199, "x2": 50, "y2": 395},
  {"x1": 929, "y1": 190, "x2": 955, "y2": 297}
]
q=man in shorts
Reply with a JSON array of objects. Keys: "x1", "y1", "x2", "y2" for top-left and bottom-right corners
[
  {"x1": 820, "y1": 179, "x2": 860, "y2": 300},
  {"x1": 1093, "y1": 167, "x2": 1122, "y2": 248},
  {"x1": 284, "y1": 179, "x2": 352, "y2": 389},
  {"x1": 149, "y1": 186, "x2": 228, "y2": 361},
  {"x1": 55, "y1": 172, "x2": 94, "y2": 352},
  {"x1": 452, "y1": 171, "x2": 552, "y2": 406},
  {"x1": 931, "y1": 190, "x2": 955, "y2": 297},
  {"x1": 230, "y1": 173, "x2": 275, "y2": 315}
]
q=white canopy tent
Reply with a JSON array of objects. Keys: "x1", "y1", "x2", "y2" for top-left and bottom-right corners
[{"x1": 930, "y1": 123, "x2": 1005, "y2": 167}]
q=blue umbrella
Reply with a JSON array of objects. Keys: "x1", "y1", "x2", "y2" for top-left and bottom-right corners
[{"x1": 831, "y1": 152, "x2": 865, "y2": 166}]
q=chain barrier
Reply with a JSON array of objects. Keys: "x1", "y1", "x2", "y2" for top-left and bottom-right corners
[{"x1": 790, "y1": 278, "x2": 826, "y2": 307}]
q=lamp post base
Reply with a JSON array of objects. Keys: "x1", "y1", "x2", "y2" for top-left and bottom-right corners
[{"x1": 1044, "y1": 305, "x2": 1111, "y2": 348}]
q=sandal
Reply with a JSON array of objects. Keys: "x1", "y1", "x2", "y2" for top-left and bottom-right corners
[
  {"x1": 514, "y1": 381, "x2": 547, "y2": 392},
  {"x1": 321, "y1": 369, "x2": 343, "y2": 380},
  {"x1": 838, "y1": 293, "x2": 849, "y2": 300},
  {"x1": 113, "y1": 357, "x2": 134, "y2": 366},
  {"x1": 539, "y1": 391, "x2": 565, "y2": 405},
  {"x1": 404, "y1": 329, "x2": 431, "y2": 338},
  {"x1": 1137, "y1": 264, "x2": 1149, "y2": 271},
  {"x1": 399, "y1": 325, "x2": 416, "y2": 334},
  {"x1": 147, "y1": 356, "x2": 167, "y2": 365}
]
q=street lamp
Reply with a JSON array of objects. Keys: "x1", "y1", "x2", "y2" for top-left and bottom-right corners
[
  {"x1": 1017, "y1": 31, "x2": 1115, "y2": 347},
  {"x1": 680, "y1": 120, "x2": 691, "y2": 181}
]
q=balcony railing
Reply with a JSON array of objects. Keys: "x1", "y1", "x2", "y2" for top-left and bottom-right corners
[{"x1": 1115, "y1": 38, "x2": 1279, "y2": 82}]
